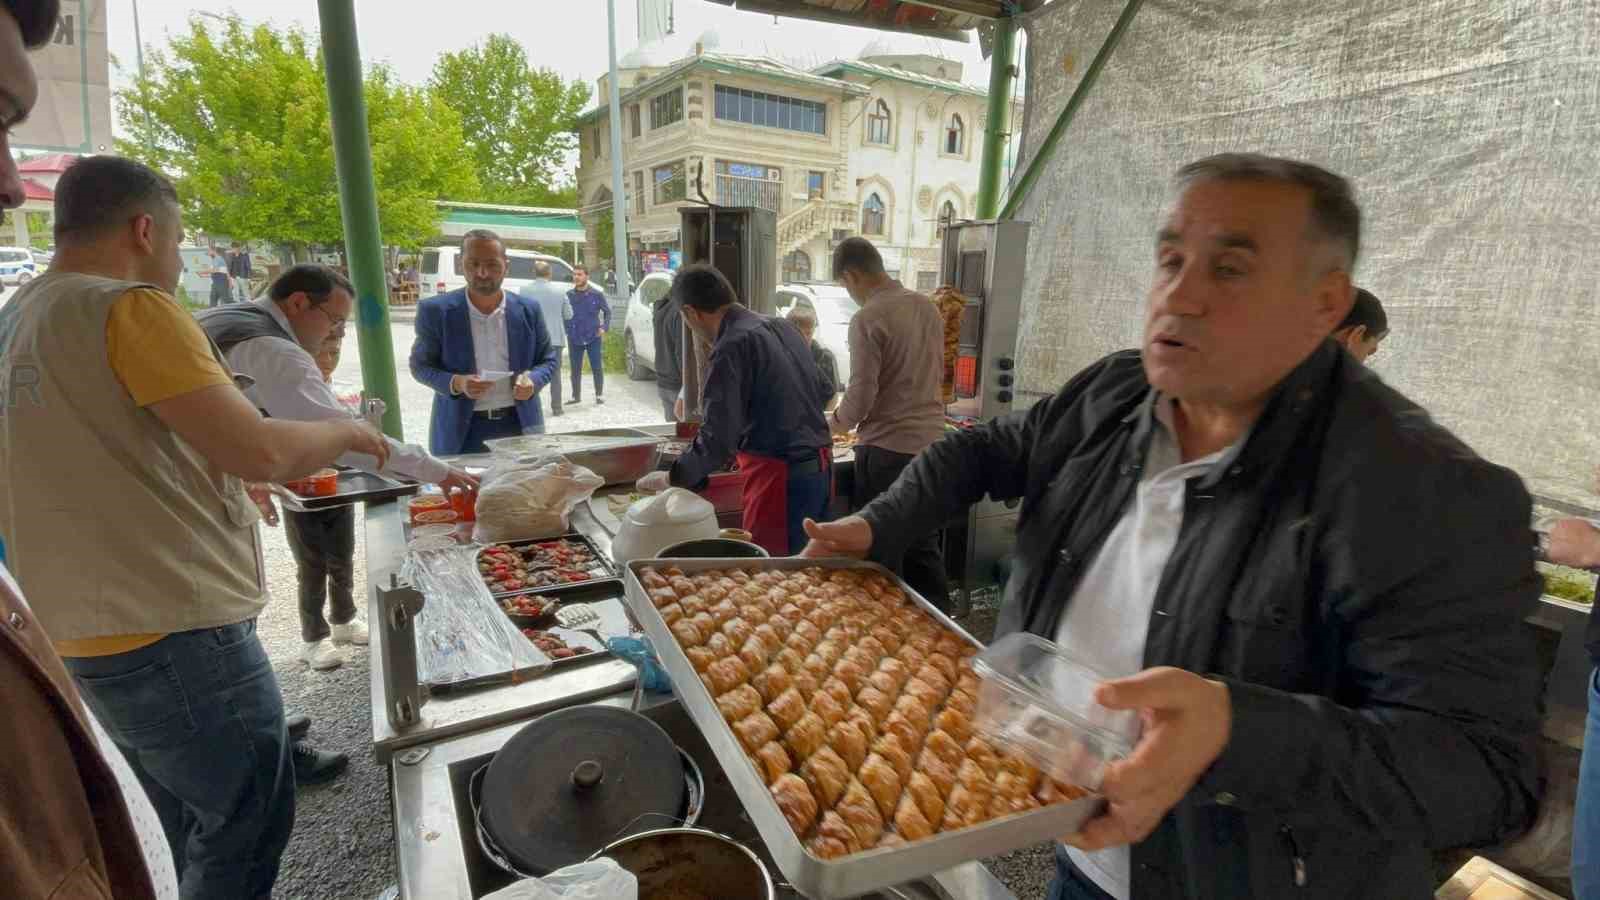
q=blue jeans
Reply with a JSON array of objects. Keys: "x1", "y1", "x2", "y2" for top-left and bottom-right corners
[
  {"x1": 1049, "y1": 845, "x2": 1118, "y2": 900},
  {"x1": 786, "y1": 470, "x2": 830, "y2": 556},
  {"x1": 65, "y1": 620, "x2": 293, "y2": 900},
  {"x1": 461, "y1": 411, "x2": 526, "y2": 454},
  {"x1": 1575, "y1": 667, "x2": 1600, "y2": 897},
  {"x1": 570, "y1": 339, "x2": 604, "y2": 399}
]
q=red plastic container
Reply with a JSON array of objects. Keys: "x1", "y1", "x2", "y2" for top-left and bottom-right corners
[
  {"x1": 449, "y1": 486, "x2": 477, "y2": 523},
  {"x1": 287, "y1": 468, "x2": 338, "y2": 498}
]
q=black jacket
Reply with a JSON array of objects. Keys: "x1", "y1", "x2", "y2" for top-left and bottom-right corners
[
  {"x1": 809, "y1": 338, "x2": 839, "y2": 401},
  {"x1": 653, "y1": 291, "x2": 684, "y2": 392},
  {"x1": 669, "y1": 306, "x2": 831, "y2": 490},
  {"x1": 861, "y1": 343, "x2": 1542, "y2": 899}
]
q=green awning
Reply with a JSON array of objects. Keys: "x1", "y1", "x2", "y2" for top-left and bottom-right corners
[{"x1": 438, "y1": 206, "x2": 585, "y2": 244}]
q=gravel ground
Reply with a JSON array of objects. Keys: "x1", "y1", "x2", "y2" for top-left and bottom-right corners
[{"x1": 260, "y1": 321, "x2": 1057, "y2": 898}]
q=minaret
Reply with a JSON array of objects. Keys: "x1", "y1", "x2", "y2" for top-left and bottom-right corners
[{"x1": 638, "y1": 0, "x2": 674, "y2": 44}]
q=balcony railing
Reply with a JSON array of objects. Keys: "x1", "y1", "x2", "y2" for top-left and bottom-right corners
[{"x1": 715, "y1": 174, "x2": 783, "y2": 213}]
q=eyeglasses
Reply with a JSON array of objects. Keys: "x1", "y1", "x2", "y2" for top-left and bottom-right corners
[{"x1": 313, "y1": 304, "x2": 348, "y2": 330}]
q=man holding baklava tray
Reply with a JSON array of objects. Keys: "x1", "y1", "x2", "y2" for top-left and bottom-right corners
[{"x1": 803, "y1": 154, "x2": 1541, "y2": 899}]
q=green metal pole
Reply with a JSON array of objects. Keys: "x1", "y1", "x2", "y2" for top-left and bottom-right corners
[
  {"x1": 974, "y1": 16, "x2": 1017, "y2": 220},
  {"x1": 316, "y1": 0, "x2": 403, "y2": 439},
  {"x1": 999, "y1": 0, "x2": 1145, "y2": 220}
]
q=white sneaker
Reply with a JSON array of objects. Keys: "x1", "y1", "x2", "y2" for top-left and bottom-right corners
[
  {"x1": 330, "y1": 619, "x2": 369, "y2": 646},
  {"x1": 300, "y1": 640, "x2": 342, "y2": 671}
]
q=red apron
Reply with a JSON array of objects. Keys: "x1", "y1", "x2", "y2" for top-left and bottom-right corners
[{"x1": 736, "y1": 448, "x2": 831, "y2": 556}]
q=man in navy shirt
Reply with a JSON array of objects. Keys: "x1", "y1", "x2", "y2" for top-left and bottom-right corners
[
  {"x1": 636, "y1": 265, "x2": 831, "y2": 555},
  {"x1": 564, "y1": 263, "x2": 611, "y2": 406}
]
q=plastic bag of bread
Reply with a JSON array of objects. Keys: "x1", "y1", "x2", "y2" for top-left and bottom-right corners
[{"x1": 471, "y1": 457, "x2": 603, "y2": 543}]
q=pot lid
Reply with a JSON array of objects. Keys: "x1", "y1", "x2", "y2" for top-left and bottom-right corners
[{"x1": 480, "y1": 705, "x2": 687, "y2": 875}]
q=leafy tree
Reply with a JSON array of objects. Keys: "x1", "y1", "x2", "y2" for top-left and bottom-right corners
[
  {"x1": 429, "y1": 34, "x2": 589, "y2": 207},
  {"x1": 115, "y1": 17, "x2": 479, "y2": 258}
]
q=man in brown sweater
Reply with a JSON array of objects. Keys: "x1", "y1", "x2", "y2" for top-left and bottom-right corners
[{"x1": 825, "y1": 237, "x2": 950, "y2": 608}]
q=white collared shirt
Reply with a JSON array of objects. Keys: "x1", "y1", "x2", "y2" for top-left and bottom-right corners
[
  {"x1": 1055, "y1": 397, "x2": 1239, "y2": 900},
  {"x1": 224, "y1": 299, "x2": 449, "y2": 484},
  {"x1": 466, "y1": 295, "x2": 515, "y2": 411}
]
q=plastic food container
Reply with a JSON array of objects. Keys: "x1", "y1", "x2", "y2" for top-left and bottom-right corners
[
  {"x1": 286, "y1": 468, "x2": 338, "y2": 498},
  {"x1": 449, "y1": 486, "x2": 477, "y2": 523},
  {"x1": 971, "y1": 632, "x2": 1141, "y2": 791}
]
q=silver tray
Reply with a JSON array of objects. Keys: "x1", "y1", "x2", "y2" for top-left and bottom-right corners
[
  {"x1": 271, "y1": 466, "x2": 420, "y2": 512},
  {"x1": 483, "y1": 428, "x2": 661, "y2": 486},
  {"x1": 623, "y1": 557, "x2": 1103, "y2": 899}
]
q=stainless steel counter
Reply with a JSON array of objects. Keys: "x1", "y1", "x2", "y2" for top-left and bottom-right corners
[
  {"x1": 369, "y1": 444, "x2": 1019, "y2": 898},
  {"x1": 364, "y1": 493, "x2": 635, "y2": 763}
]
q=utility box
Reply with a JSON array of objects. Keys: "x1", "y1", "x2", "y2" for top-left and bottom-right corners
[{"x1": 677, "y1": 205, "x2": 778, "y2": 420}]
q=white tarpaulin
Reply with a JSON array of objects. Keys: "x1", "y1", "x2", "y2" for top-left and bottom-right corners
[
  {"x1": 14, "y1": 0, "x2": 110, "y2": 154},
  {"x1": 1012, "y1": 0, "x2": 1600, "y2": 496}
]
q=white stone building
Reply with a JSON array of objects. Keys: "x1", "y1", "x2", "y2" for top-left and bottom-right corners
[
  {"x1": 574, "y1": 38, "x2": 1017, "y2": 292},
  {"x1": 814, "y1": 48, "x2": 1015, "y2": 291}
]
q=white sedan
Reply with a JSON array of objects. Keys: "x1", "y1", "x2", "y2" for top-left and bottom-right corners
[{"x1": 620, "y1": 275, "x2": 861, "y2": 391}]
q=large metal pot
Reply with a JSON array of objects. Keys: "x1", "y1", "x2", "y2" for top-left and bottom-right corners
[
  {"x1": 657, "y1": 537, "x2": 769, "y2": 559},
  {"x1": 599, "y1": 827, "x2": 775, "y2": 900}
]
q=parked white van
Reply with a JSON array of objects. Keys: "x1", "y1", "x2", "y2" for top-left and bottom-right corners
[{"x1": 418, "y1": 246, "x2": 575, "y2": 298}]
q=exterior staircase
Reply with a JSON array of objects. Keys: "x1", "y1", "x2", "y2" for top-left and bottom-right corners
[{"x1": 778, "y1": 198, "x2": 859, "y2": 257}]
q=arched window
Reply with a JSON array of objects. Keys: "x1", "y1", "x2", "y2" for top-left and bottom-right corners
[
  {"x1": 866, "y1": 99, "x2": 892, "y2": 146},
  {"x1": 936, "y1": 200, "x2": 957, "y2": 238},
  {"x1": 783, "y1": 250, "x2": 812, "y2": 283},
  {"x1": 945, "y1": 113, "x2": 964, "y2": 155},
  {"x1": 862, "y1": 193, "x2": 886, "y2": 236}
]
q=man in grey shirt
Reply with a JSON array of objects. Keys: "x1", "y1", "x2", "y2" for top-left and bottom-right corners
[
  {"x1": 827, "y1": 237, "x2": 948, "y2": 608},
  {"x1": 525, "y1": 261, "x2": 566, "y2": 416}
]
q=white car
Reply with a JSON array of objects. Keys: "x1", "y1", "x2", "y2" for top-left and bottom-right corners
[
  {"x1": 622, "y1": 271, "x2": 674, "y2": 380},
  {"x1": 621, "y1": 275, "x2": 859, "y2": 388},
  {"x1": 418, "y1": 246, "x2": 575, "y2": 298},
  {"x1": 775, "y1": 283, "x2": 858, "y2": 390},
  {"x1": 0, "y1": 246, "x2": 38, "y2": 286}
]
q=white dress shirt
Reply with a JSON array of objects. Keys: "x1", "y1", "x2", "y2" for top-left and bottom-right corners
[
  {"x1": 1054, "y1": 397, "x2": 1239, "y2": 900},
  {"x1": 224, "y1": 300, "x2": 449, "y2": 484},
  {"x1": 467, "y1": 296, "x2": 516, "y2": 411}
]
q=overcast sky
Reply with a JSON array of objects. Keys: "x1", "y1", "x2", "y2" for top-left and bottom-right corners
[{"x1": 107, "y1": 0, "x2": 994, "y2": 105}]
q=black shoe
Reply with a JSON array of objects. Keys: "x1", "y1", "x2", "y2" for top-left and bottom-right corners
[
  {"x1": 551, "y1": 407, "x2": 564, "y2": 417},
  {"x1": 569, "y1": 396, "x2": 582, "y2": 405},
  {"x1": 286, "y1": 713, "x2": 311, "y2": 742},
  {"x1": 595, "y1": 396, "x2": 605, "y2": 406},
  {"x1": 293, "y1": 741, "x2": 349, "y2": 786}
]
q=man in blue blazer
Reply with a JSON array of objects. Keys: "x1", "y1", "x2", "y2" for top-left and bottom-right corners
[{"x1": 410, "y1": 229, "x2": 559, "y2": 455}]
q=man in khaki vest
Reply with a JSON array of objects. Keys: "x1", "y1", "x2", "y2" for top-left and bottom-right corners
[{"x1": 0, "y1": 154, "x2": 388, "y2": 899}]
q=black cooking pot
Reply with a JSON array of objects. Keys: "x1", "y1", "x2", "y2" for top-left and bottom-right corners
[
  {"x1": 658, "y1": 537, "x2": 769, "y2": 559},
  {"x1": 472, "y1": 706, "x2": 704, "y2": 878},
  {"x1": 600, "y1": 827, "x2": 776, "y2": 900}
]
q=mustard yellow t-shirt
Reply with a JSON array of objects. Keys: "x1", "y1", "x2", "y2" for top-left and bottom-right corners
[{"x1": 56, "y1": 288, "x2": 234, "y2": 659}]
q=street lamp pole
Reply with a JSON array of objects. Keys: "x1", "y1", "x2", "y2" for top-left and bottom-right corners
[
  {"x1": 605, "y1": 0, "x2": 630, "y2": 294},
  {"x1": 130, "y1": 0, "x2": 154, "y2": 144}
]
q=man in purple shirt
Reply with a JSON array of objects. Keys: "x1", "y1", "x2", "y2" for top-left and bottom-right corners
[{"x1": 564, "y1": 263, "x2": 611, "y2": 406}]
